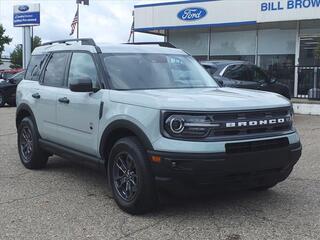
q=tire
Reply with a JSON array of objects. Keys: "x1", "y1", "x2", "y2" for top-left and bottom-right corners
[
  {"x1": 0, "y1": 92, "x2": 5, "y2": 107},
  {"x1": 108, "y1": 136, "x2": 158, "y2": 214},
  {"x1": 17, "y1": 117, "x2": 49, "y2": 169}
]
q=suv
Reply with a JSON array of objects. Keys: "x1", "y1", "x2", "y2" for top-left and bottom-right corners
[
  {"x1": 16, "y1": 39, "x2": 302, "y2": 214},
  {"x1": 201, "y1": 60, "x2": 291, "y2": 99}
]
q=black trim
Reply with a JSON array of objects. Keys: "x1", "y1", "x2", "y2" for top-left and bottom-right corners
[
  {"x1": 125, "y1": 42, "x2": 176, "y2": 48},
  {"x1": 42, "y1": 38, "x2": 97, "y2": 47},
  {"x1": 148, "y1": 141, "x2": 302, "y2": 187},
  {"x1": 99, "y1": 101, "x2": 104, "y2": 119},
  {"x1": 16, "y1": 104, "x2": 37, "y2": 130},
  {"x1": 99, "y1": 120, "x2": 154, "y2": 158},
  {"x1": 39, "y1": 139, "x2": 103, "y2": 165}
]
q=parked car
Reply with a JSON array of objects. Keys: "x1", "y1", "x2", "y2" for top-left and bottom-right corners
[
  {"x1": 16, "y1": 39, "x2": 301, "y2": 214},
  {"x1": 0, "y1": 68, "x2": 23, "y2": 81},
  {"x1": 201, "y1": 60, "x2": 291, "y2": 99},
  {"x1": 0, "y1": 71, "x2": 25, "y2": 107}
]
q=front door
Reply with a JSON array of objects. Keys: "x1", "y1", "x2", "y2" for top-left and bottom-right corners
[
  {"x1": 56, "y1": 52, "x2": 102, "y2": 157},
  {"x1": 298, "y1": 36, "x2": 320, "y2": 99}
]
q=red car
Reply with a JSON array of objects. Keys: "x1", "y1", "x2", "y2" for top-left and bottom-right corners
[{"x1": 0, "y1": 69, "x2": 23, "y2": 81}]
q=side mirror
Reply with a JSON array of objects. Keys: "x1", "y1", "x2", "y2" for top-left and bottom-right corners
[
  {"x1": 69, "y1": 77, "x2": 93, "y2": 92},
  {"x1": 8, "y1": 78, "x2": 16, "y2": 84},
  {"x1": 269, "y1": 77, "x2": 277, "y2": 84}
]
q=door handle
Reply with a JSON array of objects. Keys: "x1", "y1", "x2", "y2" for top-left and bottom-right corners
[
  {"x1": 32, "y1": 93, "x2": 40, "y2": 99},
  {"x1": 58, "y1": 97, "x2": 70, "y2": 104}
]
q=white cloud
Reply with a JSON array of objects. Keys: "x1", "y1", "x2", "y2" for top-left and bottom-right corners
[{"x1": 0, "y1": 0, "x2": 183, "y2": 56}]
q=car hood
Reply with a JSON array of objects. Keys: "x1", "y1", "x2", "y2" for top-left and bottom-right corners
[{"x1": 110, "y1": 87, "x2": 291, "y2": 111}]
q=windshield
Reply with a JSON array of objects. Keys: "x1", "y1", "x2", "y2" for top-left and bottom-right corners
[{"x1": 103, "y1": 53, "x2": 219, "y2": 90}]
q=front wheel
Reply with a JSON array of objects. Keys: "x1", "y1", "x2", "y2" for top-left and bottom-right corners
[
  {"x1": 108, "y1": 137, "x2": 158, "y2": 214},
  {"x1": 18, "y1": 117, "x2": 49, "y2": 169}
]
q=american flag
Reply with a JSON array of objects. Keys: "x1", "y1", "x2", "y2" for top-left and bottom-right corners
[{"x1": 70, "y1": 9, "x2": 79, "y2": 36}]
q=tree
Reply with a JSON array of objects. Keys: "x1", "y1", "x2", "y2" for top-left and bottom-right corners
[
  {"x1": 10, "y1": 36, "x2": 42, "y2": 69},
  {"x1": 10, "y1": 44, "x2": 22, "y2": 69},
  {"x1": 0, "y1": 24, "x2": 12, "y2": 65}
]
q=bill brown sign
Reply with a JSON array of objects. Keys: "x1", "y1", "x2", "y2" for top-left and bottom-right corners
[{"x1": 13, "y1": 4, "x2": 40, "y2": 27}]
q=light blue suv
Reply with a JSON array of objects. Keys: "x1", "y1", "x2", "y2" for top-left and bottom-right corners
[{"x1": 16, "y1": 39, "x2": 302, "y2": 214}]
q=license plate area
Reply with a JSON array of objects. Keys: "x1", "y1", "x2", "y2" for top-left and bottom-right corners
[{"x1": 225, "y1": 137, "x2": 289, "y2": 154}]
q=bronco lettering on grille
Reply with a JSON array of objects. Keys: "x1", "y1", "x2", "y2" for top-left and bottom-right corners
[{"x1": 226, "y1": 118, "x2": 287, "y2": 128}]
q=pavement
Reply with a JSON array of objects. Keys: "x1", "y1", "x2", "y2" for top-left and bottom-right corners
[{"x1": 0, "y1": 107, "x2": 320, "y2": 240}]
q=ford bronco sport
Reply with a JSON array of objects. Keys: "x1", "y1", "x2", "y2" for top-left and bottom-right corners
[{"x1": 16, "y1": 39, "x2": 302, "y2": 214}]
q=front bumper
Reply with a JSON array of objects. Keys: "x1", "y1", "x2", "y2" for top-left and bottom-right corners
[{"x1": 148, "y1": 137, "x2": 302, "y2": 190}]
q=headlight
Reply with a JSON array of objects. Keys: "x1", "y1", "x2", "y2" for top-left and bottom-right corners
[{"x1": 163, "y1": 113, "x2": 220, "y2": 139}]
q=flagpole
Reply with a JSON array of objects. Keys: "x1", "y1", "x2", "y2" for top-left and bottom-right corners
[
  {"x1": 77, "y1": 3, "x2": 79, "y2": 39},
  {"x1": 132, "y1": 11, "x2": 135, "y2": 43}
]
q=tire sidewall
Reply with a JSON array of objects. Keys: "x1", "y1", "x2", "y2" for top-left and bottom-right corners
[
  {"x1": 108, "y1": 137, "x2": 156, "y2": 213},
  {"x1": 0, "y1": 92, "x2": 5, "y2": 107},
  {"x1": 18, "y1": 117, "x2": 46, "y2": 169}
]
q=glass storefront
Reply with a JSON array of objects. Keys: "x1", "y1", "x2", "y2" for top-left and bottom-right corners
[
  {"x1": 169, "y1": 28, "x2": 209, "y2": 60},
  {"x1": 168, "y1": 20, "x2": 320, "y2": 99}
]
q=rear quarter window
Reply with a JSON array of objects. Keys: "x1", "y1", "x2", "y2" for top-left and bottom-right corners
[{"x1": 25, "y1": 54, "x2": 46, "y2": 81}]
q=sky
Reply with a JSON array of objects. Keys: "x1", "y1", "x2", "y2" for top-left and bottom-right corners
[{"x1": 0, "y1": 0, "x2": 183, "y2": 56}]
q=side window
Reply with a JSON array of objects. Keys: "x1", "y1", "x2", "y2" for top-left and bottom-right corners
[
  {"x1": 25, "y1": 54, "x2": 46, "y2": 81},
  {"x1": 224, "y1": 65, "x2": 250, "y2": 81},
  {"x1": 248, "y1": 65, "x2": 268, "y2": 82},
  {"x1": 203, "y1": 65, "x2": 218, "y2": 76},
  {"x1": 43, "y1": 52, "x2": 69, "y2": 87},
  {"x1": 68, "y1": 52, "x2": 98, "y2": 88}
]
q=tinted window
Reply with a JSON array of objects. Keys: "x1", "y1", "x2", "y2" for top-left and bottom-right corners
[
  {"x1": 68, "y1": 53, "x2": 98, "y2": 88},
  {"x1": 203, "y1": 65, "x2": 218, "y2": 76},
  {"x1": 43, "y1": 52, "x2": 68, "y2": 87},
  {"x1": 247, "y1": 65, "x2": 269, "y2": 82},
  {"x1": 11, "y1": 71, "x2": 25, "y2": 84},
  {"x1": 103, "y1": 53, "x2": 218, "y2": 90},
  {"x1": 25, "y1": 55, "x2": 46, "y2": 81},
  {"x1": 224, "y1": 65, "x2": 250, "y2": 81}
]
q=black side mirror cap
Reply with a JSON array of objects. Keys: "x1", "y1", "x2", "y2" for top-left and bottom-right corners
[{"x1": 69, "y1": 77, "x2": 93, "y2": 92}]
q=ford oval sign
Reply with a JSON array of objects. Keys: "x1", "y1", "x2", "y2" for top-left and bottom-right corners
[
  {"x1": 177, "y1": 7, "x2": 207, "y2": 21},
  {"x1": 18, "y1": 5, "x2": 29, "y2": 12}
]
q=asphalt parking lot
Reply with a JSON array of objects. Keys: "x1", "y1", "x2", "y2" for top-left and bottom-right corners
[{"x1": 0, "y1": 107, "x2": 319, "y2": 240}]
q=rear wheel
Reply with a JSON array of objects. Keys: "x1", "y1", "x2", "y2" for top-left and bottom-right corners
[
  {"x1": 0, "y1": 92, "x2": 5, "y2": 107},
  {"x1": 18, "y1": 117, "x2": 49, "y2": 169},
  {"x1": 108, "y1": 137, "x2": 158, "y2": 214}
]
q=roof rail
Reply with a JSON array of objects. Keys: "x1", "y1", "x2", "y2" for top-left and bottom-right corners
[
  {"x1": 125, "y1": 42, "x2": 176, "y2": 48},
  {"x1": 42, "y1": 38, "x2": 96, "y2": 47}
]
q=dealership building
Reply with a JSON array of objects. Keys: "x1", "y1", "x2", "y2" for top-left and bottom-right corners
[{"x1": 134, "y1": 0, "x2": 320, "y2": 100}]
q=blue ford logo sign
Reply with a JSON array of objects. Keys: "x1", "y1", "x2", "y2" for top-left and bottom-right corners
[
  {"x1": 177, "y1": 7, "x2": 207, "y2": 21},
  {"x1": 18, "y1": 5, "x2": 29, "y2": 12}
]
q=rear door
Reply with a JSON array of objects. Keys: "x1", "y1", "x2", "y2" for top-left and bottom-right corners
[
  {"x1": 55, "y1": 52, "x2": 103, "y2": 156},
  {"x1": 36, "y1": 52, "x2": 70, "y2": 142}
]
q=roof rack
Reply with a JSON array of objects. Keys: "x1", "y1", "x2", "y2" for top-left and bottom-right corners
[
  {"x1": 42, "y1": 38, "x2": 96, "y2": 47},
  {"x1": 125, "y1": 42, "x2": 176, "y2": 48}
]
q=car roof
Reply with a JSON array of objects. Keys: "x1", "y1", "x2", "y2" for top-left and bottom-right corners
[{"x1": 32, "y1": 42, "x2": 187, "y2": 55}]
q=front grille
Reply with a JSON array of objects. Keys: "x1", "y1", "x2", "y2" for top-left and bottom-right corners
[{"x1": 208, "y1": 107, "x2": 292, "y2": 138}]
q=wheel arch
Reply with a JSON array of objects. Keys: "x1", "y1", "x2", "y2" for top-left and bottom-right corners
[
  {"x1": 16, "y1": 104, "x2": 38, "y2": 132},
  {"x1": 99, "y1": 120, "x2": 154, "y2": 165}
]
